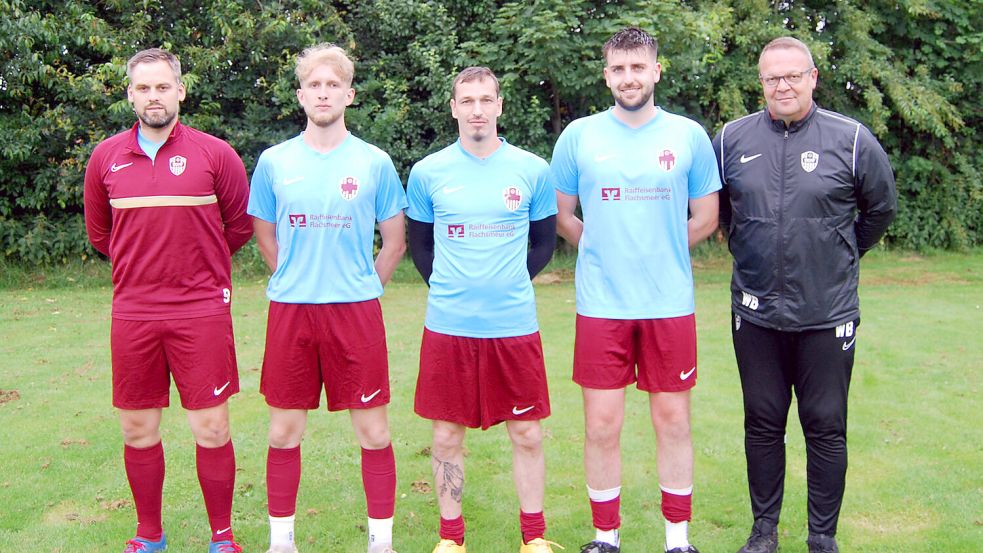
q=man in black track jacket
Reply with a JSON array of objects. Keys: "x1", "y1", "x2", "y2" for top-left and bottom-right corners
[{"x1": 712, "y1": 37, "x2": 896, "y2": 553}]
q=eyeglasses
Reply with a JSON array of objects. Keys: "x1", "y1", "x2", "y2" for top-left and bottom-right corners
[{"x1": 759, "y1": 68, "x2": 814, "y2": 88}]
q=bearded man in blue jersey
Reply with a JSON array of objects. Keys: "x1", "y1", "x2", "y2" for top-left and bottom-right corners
[
  {"x1": 406, "y1": 67, "x2": 559, "y2": 553},
  {"x1": 247, "y1": 43, "x2": 407, "y2": 553},
  {"x1": 550, "y1": 27, "x2": 720, "y2": 553}
]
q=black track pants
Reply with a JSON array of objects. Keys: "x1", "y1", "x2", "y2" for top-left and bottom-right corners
[{"x1": 731, "y1": 313, "x2": 858, "y2": 536}]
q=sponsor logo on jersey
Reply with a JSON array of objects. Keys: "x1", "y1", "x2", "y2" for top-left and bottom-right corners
[
  {"x1": 740, "y1": 153, "x2": 762, "y2": 164},
  {"x1": 594, "y1": 153, "x2": 616, "y2": 163},
  {"x1": 741, "y1": 290, "x2": 759, "y2": 310},
  {"x1": 288, "y1": 213, "x2": 352, "y2": 229},
  {"x1": 289, "y1": 214, "x2": 307, "y2": 228},
  {"x1": 800, "y1": 151, "x2": 819, "y2": 173},
  {"x1": 339, "y1": 176, "x2": 359, "y2": 200},
  {"x1": 110, "y1": 162, "x2": 134, "y2": 173},
  {"x1": 443, "y1": 185, "x2": 464, "y2": 195},
  {"x1": 503, "y1": 186, "x2": 522, "y2": 211},
  {"x1": 658, "y1": 149, "x2": 676, "y2": 171},
  {"x1": 601, "y1": 187, "x2": 621, "y2": 201},
  {"x1": 168, "y1": 155, "x2": 187, "y2": 176},
  {"x1": 447, "y1": 224, "x2": 465, "y2": 238},
  {"x1": 282, "y1": 176, "x2": 305, "y2": 186}
]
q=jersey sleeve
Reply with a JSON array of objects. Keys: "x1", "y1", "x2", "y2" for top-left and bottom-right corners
[
  {"x1": 247, "y1": 151, "x2": 277, "y2": 223},
  {"x1": 374, "y1": 155, "x2": 408, "y2": 222},
  {"x1": 83, "y1": 144, "x2": 112, "y2": 257},
  {"x1": 529, "y1": 160, "x2": 558, "y2": 221},
  {"x1": 405, "y1": 163, "x2": 434, "y2": 223},
  {"x1": 549, "y1": 124, "x2": 580, "y2": 196},
  {"x1": 853, "y1": 126, "x2": 897, "y2": 253},
  {"x1": 213, "y1": 141, "x2": 253, "y2": 254},
  {"x1": 687, "y1": 123, "x2": 723, "y2": 199}
]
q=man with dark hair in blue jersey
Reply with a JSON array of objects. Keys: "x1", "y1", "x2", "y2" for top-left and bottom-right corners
[
  {"x1": 406, "y1": 66, "x2": 559, "y2": 553},
  {"x1": 550, "y1": 27, "x2": 720, "y2": 553}
]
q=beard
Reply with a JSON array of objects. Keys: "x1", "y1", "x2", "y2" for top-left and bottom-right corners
[
  {"x1": 613, "y1": 85, "x2": 654, "y2": 112},
  {"x1": 137, "y1": 104, "x2": 178, "y2": 129},
  {"x1": 306, "y1": 107, "x2": 343, "y2": 128}
]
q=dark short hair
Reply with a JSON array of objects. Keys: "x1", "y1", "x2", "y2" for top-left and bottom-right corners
[
  {"x1": 127, "y1": 48, "x2": 182, "y2": 84},
  {"x1": 603, "y1": 27, "x2": 658, "y2": 60},
  {"x1": 451, "y1": 66, "x2": 500, "y2": 99}
]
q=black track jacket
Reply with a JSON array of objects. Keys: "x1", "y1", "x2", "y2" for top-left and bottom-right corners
[{"x1": 713, "y1": 104, "x2": 897, "y2": 331}]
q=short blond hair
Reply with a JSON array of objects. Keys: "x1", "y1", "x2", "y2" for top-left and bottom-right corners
[
  {"x1": 127, "y1": 48, "x2": 182, "y2": 84},
  {"x1": 759, "y1": 37, "x2": 815, "y2": 68},
  {"x1": 295, "y1": 43, "x2": 354, "y2": 86}
]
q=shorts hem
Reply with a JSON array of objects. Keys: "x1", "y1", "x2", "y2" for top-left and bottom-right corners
[
  {"x1": 181, "y1": 390, "x2": 237, "y2": 411},
  {"x1": 114, "y1": 399, "x2": 169, "y2": 410}
]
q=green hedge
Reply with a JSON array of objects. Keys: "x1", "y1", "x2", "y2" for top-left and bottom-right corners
[{"x1": 2, "y1": 0, "x2": 979, "y2": 264}]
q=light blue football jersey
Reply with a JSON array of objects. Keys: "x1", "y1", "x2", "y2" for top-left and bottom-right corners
[
  {"x1": 550, "y1": 108, "x2": 721, "y2": 319},
  {"x1": 406, "y1": 138, "x2": 557, "y2": 338},
  {"x1": 248, "y1": 133, "x2": 407, "y2": 303}
]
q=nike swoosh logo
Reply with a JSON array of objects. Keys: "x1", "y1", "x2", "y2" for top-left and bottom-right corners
[
  {"x1": 594, "y1": 154, "x2": 616, "y2": 162},
  {"x1": 361, "y1": 389, "x2": 382, "y2": 403},
  {"x1": 842, "y1": 336, "x2": 857, "y2": 350},
  {"x1": 110, "y1": 162, "x2": 134, "y2": 173},
  {"x1": 443, "y1": 186, "x2": 464, "y2": 194},
  {"x1": 740, "y1": 154, "x2": 762, "y2": 163},
  {"x1": 282, "y1": 176, "x2": 305, "y2": 185},
  {"x1": 679, "y1": 367, "x2": 697, "y2": 380},
  {"x1": 215, "y1": 526, "x2": 231, "y2": 535},
  {"x1": 213, "y1": 381, "x2": 231, "y2": 396},
  {"x1": 512, "y1": 405, "x2": 535, "y2": 415}
]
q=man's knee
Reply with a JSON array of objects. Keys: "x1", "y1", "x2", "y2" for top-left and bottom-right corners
[{"x1": 508, "y1": 421, "x2": 543, "y2": 451}]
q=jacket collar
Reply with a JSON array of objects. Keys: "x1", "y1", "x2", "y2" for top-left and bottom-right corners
[
  {"x1": 124, "y1": 121, "x2": 185, "y2": 154},
  {"x1": 765, "y1": 103, "x2": 818, "y2": 134}
]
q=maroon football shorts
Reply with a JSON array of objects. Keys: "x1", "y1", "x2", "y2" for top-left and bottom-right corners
[
  {"x1": 573, "y1": 313, "x2": 698, "y2": 392},
  {"x1": 260, "y1": 300, "x2": 390, "y2": 411},
  {"x1": 414, "y1": 328, "x2": 551, "y2": 430},
  {"x1": 111, "y1": 313, "x2": 239, "y2": 410}
]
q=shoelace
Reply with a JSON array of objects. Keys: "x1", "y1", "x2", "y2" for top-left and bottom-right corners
[{"x1": 578, "y1": 543, "x2": 617, "y2": 553}]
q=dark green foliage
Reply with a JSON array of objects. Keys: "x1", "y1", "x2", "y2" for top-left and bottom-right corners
[{"x1": 1, "y1": 0, "x2": 979, "y2": 264}]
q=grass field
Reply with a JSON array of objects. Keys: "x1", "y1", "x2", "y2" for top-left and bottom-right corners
[{"x1": 1, "y1": 248, "x2": 981, "y2": 552}]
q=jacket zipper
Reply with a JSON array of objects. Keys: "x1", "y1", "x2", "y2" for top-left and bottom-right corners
[{"x1": 777, "y1": 128, "x2": 788, "y2": 330}]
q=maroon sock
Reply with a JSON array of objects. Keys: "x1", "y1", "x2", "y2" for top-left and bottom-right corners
[
  {"x1": 196, "y1": 440, "x2": 236, "y2": 542},
  {"x1": 361, "y1": 443, "x2": 396, "y2": 519},
  {"x1": 661, "y1": 488, "x2": 692, "y2": 523},
  {"x1": 124, "y1": 442, "x2": 165, "y2": 541},
  {"x1": 519, "y1": 510, "x2": 546, "y2": 543},
  {"x1": 267, "y1": 445, "x2": 301, "y2": 517},
  {"x1": 590, "y1": 495, "x2": 621, "y2": 531},
  {"x1": 439, "y1": 515, "x2": 466, "y2": 545}
]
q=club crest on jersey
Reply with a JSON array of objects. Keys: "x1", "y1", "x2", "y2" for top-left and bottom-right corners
[
  {"x1": 168, "y1": 155, "x2": 187, "y2": 176},
  {"x1": 339, "y1": 176, "x2": 359, "y2": 201},
  {"x1": 659, "y1": 149, "x2": 676, "y2": 171},
  {"x1": 503, "y1": 186, "x2": 522, "y2": 211},
  {"x1": 801, "y1": 151, "x2": 819, "y2": 173}
]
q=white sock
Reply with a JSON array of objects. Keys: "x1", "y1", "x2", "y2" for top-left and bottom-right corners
[
  {"x1": 269, "y1": 514, "x2": 295, "y2": 547},
  {"x1": 665, "y1": 520, "x2": 689, "y2": 550},
  {"x1": 368, "y1": 516, "x2": 393, "y2": 547},
  {"x1": 595, "y1": 527, "x2": 620, "y2": 547}
]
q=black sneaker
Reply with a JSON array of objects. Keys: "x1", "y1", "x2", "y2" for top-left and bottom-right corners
[
  {"x1": 579, "y1": 542, "x2": 619, "y2": 553},
  {"x1": 666, "y1": 546, "x2": 700, "y2": 553},
  {"x1": 737, "y1": 519, "x2": 778, "y2": 553},
  {"x1": 806, "y1": 533, "x2": 838, "y2": 553}
]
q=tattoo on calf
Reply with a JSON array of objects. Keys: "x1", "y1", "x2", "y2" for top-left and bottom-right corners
[{"x1": 432, "y1": 455, "x2": 464, "y2": 503}]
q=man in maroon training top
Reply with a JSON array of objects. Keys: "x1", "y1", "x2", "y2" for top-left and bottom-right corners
[{"x1": 84, "y1": 48, "x2": 252, "y2": 553}]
